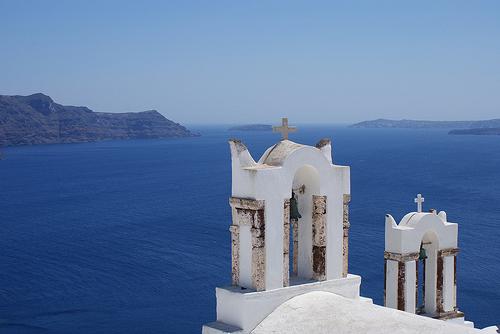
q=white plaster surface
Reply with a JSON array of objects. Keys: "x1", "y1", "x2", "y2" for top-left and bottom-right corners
[
  {"x1": 425, "y1": 245, "x2": 438, "y2": 314},
  {"x1": 445, "y1": 317, "x2": 474, "y2": 328},
  {"x1": 405, "y1": 260, "x2": 416, "y2": 312},
  {"x1": 215, "y1": 275, "x2": 361, "y2": 333},
  {"x1": 479, "y1": 326, "x2": 500, "y2": 333},
  {"x1": 251, "y1": 291, "x2": 482, "y2": 334},
  {"x1": 292, "y1": 165, "x2": 318, "y2": 279},
  {"x1": 443, "y1": 255, "x2": 454, "y2": 312},
  {"x1": 386, "y1": 260, "x2": 398, "y2": 309},
  {"x1": 385, "y1": 212, "x2": 458, "y2": 254}
]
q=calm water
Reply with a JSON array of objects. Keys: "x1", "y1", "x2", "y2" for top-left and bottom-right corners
[{"x1": 0, "y1": 126, "x2": 499, "y2": 333}]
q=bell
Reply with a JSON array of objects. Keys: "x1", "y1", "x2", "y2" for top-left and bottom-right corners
[
  {"x1": 290, "y1": 192, "x2": 302, "y2": 220},
  {"x1": 419, "y1": 246, "x2": 427, "y2": 260}
]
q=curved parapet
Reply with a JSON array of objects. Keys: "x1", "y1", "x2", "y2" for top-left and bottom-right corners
[
  {"x1": 315, "y1": 138, "x2": 333, "y2": 164},
  {"x1": 229, "y1": 139, "x2": 257, "y2": 168},
  {"x1": 386, "y1": 211, "x2": 458, "y2": 254},
  {"x1": 258, "y1": 140, "x2": 305, "y2": 166},
  {"x1": 258, "y1": 139, "x2": 334, "y2": 168},
  {"x1": 385, "y1": 214, "x2": 397, "y2": 228}
]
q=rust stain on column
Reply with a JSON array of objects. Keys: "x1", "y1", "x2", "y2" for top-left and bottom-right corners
[
  {"x1": 312, "y1": 195, "x2": 327, "y2": 281},
  {"x1": 415, "y1": 261, "x2": 419, "y2": 313},
  {"x1": 283, "y1": 199, "x2": 290, "y2": 287},
  {"x1": 229, "y1": 225, "x2": 240, "y2": 285},
  {"x1": 292, "y1": 219, "x2": 298, "y2": 275},
  {"x1": 436, "y1": 255, "x2": 444, "y2": 314},
  {"x1": 397, "y1": 261, "x2": 406, "y2": 311},
  {"x1": 342, "y1": 194, "x2": 351, "y2": 278},
  {"x1": 312, "y1": 246, "x2": 326, "y2": 278},
  {"x1": 230, "y1": 197, "x2": 266, "y2": 291},
  {"x1": 251, "y1": 209, "x2": 266, "y2": 291}
]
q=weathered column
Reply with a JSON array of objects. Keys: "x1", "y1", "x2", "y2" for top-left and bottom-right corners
[
  {"x1": 229, "y1": 224, "x2": 240, "y2": 285},
  {"x1": 384, "y1": 252, "x2": 419, "y2": 312},
  {"x1": 436, "y1": 254, "x2": 444, "y2": 314},
  {"x1": 342, "y1": 194, "x2": 351, "y2": 278},
  {"x1": 398, "y1": 260, "x2": 406, "y2": 311},
  {"x1": 312, "y1": 195, "x2": 327, "y2": 281},
  {"x1": 385, "y1": 257, "x2": 398, "y2": 308},
  {"x1": 415, "y1": 262, "x2": 418, "y2": 312},
  {"x1": 405, "y1": 260, "x2": 417, "y2": 312},
  {"x1": 436, "y1": 248, "x2": 461, "y2": 318},
  {"x1": 292, "y1": 219, "x2": 299, "y2": 276},
  {"x1": 283, "y1": 199, "x2": 290, "y2": 287},
  {"x1": 229, "y1": 197, "x2": 266, "y2": 291},
  {"x1": 251, "y1": 209, "x2": 266, "y2": 291}
]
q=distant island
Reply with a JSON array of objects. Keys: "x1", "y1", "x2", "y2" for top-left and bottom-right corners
[
  {"x1": 350, "y1": 118, "x2": 500, "y2": 129},
  {"x1": 228, "y1": 124, "x2": 272, "y2": 131},
  {"x1": 0, "y1": 93, "x2": 197, "y2": 146},
  {"x1": 449, "y1": 128, "x2": 500, "y2": 135}
]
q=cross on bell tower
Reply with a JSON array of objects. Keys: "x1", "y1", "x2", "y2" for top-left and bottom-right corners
[
  {"x1": 414, "y1": 193, "x2": 425, "y2": 213},
  {"x1": 273, "y1": 117, "x2": 297, "y2": 140}
]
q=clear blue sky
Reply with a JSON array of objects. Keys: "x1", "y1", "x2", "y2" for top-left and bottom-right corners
[{"x1": 1, "y1": 1, "x2": 499, "y2": 124}]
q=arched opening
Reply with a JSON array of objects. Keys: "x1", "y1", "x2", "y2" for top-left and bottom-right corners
[
  {"x1": 288, "y1": 165, "x2": 320, "y2": 282},
  {"x1": 417, "y1": 230, "x2": 439, "y2": 315}
]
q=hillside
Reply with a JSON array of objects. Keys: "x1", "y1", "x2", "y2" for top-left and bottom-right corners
[
  {"x1": 350, "y1": 118, "x2": 500, "y2": 129},
  {"x1": 0, "y1": 93, "x2": 196, "y2": 146},
  {"x1": 449, "y1": 128, "x2": 500, "y2": 135}
]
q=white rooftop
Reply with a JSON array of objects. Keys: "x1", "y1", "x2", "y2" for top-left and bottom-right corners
[{"x1": 252, "y1": 291, "x2": 494, "y2": 334}]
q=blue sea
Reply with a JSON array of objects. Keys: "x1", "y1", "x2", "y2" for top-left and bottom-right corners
[{"x1": 0, "y1": 125, "x2": 499, "y2": 333}]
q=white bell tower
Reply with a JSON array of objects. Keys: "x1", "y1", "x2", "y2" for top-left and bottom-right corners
[
  {"x1": 384, "y1": 195, "x2": 473, "y2": 327},
  {"x1": 203, "y1": 119, "x2": 362, "y2": 334}
]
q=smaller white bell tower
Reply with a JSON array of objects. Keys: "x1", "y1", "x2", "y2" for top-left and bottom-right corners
[{"x1": 384, "y1": 194, "x2": 472, "y2": 327}]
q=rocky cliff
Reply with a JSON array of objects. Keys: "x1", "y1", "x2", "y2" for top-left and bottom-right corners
[
  {"x1": 350, "y1": 118, "x2": 500, "y2": 129},
  {"x1": 0, "y1": 93, "x2": 196, "y2": 146},
  {"x1": 449, "y1": 128, "x2": 500, "y2": 135}
]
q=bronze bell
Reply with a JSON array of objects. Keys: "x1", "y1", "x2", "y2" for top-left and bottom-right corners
[
  {"x1": 419, "y1": 246, "x2": 428, "y2": 260},
  {"x1": 290, "y1": 191, "x2": 302, "y2": 220}
]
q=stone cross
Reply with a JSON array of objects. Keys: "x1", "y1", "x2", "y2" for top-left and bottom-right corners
[
  {"x1": 414, "y1": 193, "x2": 425, "y2": 213},
  {"x1": 273, "y1": 117, "x2": 297, "y2": 140}
]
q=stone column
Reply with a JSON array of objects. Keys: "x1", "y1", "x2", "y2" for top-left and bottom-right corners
[
  {"x1": 415, "y1": 261, "x2": 418, "y2": 312},
  {"x1": 229, "y1": 197, "x2": 266, "y2": 291},
  {"x1": 292, "y1": 219, "x2": 299, "y2": 276},
  {"x1": 384, "y1": 257, "x2": 398, "y2": 309},
  {"x1": 342, "y1": 194, "x2": 351, "y2": 278},
  {"x1": 405, "y1": 260, "x2": 417, "y2": 312},
  {"x1": 436, "y1": 254, "x2": 444, "y2": 314},
  {"x1": 384, "y1": 252, "x2": 419, "y2": 312},
  {"x1": 283, "y1": 199, "x2": 290, "y2": 287},
  {"x1": 398, "y1": 260, "x2": 406, "y2": 311},
  {"x1": 229, "y1": 224, "x2": 240, "y2": 285},
  {"x1": 436, "y1": 248, "x2": 461, "y2": 319},
  {"x1": 312, "y1": 195, "x2": 327, "y2": 281}
]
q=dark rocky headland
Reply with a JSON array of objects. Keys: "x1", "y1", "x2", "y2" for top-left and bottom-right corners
[
  {"x1": 351, "y1": 118, "x2": 500, "y2": 129},
  {"x1": 0, "y1": 93, "x2": 197, "y2": 146},
  {"x1": 449, "y1": 128, "x2": 500, "y2": 135}
]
